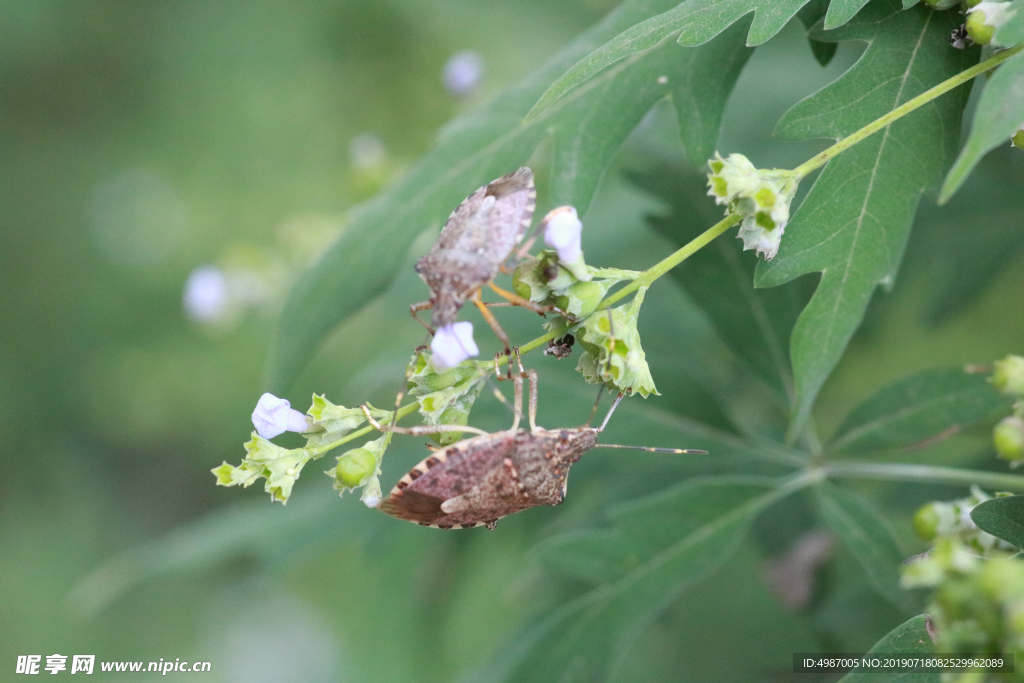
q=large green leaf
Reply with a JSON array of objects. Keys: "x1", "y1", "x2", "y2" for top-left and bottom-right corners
[
  {"x1": 971, "y1": 495, "x2": 1024, "y2": 550},
  {"x1": 939, "y1": 50, "x2": 1024, "y2": 203},
  {"x1": 630, "y1": 161, "x2": 804, "y2": 401},
  {"x1": 483, "y1": 474, "x2": 811, "y2": 683},
  {"x1": 830, "y1": 367, "x2": 1009, "y2": 454},
  {"x1": 815, "y1": 482, "x2": 917, "y2": 613},
  {"x1": 837, "y1": 615, "x2": 937, "y2": 682},
  {"x1": 755, "y1": 2, "x2": 978, "y2": 437},
  {"x1": 527, "y1": 0, "x2": 819, "y2": 118},
  {"x1": 264, "y1": 0, "x2": 752, "y2": 391},
  {"x1": 823, "y1": 0, "x2": 872, "y2": 30}
]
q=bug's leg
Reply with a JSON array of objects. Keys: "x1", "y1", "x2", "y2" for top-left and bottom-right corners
[
  {"x1": 488, "y1": 282, "x2": 575, "y2": 321},
  {"x1": 595, "y1": 393, "x2": 625, "y2": 433},
  {"x1": 471, "y1": 289, "x2": 515, "y2": 379},
  {"x1": 361, "y1": 405, "x2": 489, "y2": 437},
  {"x1": 510, "y1": 374, "x2": 523, "y2": 432},
  {"x1": 409, "y1": 301, "x2": 435, "y2": 335},
  {"x1": 526, "y1": 368, "x2": 538, "y2": 431}
]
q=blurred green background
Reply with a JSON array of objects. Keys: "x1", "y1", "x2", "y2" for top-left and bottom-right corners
[{"x1": 2, "y1": 1, "x2": 1023, "y2": 681}]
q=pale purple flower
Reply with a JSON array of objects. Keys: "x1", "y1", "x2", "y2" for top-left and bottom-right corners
[
  {"x1": 252, "y1": 393, "x2": 309, "y2": 439},
  {"x1": 183, "y1": 264, "x2": 228, "y2": 322},
  {"x1": 443, "y1": 50, "x2": 484, "y2": 98},
  {"x1": 542, "y1": 206, "x2": 583, "y2": 262},
  {"x1": 431, "y1": 322, "x2": 479, "y2": 371}
]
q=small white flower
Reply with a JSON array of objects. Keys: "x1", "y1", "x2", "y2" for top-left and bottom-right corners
[
  {"x1": 183, "y1": 265, "x2": 228, "y2": 322},
  {"x1": 431, "y1": 322, "x2": 479, "y2": 371},
  {"x1": 542, "y1": 206, "x2": 583, "y2": 263},
  {"x1": 443, "y1": 50, "x2": 484, "y2": 98},
  {"x1": 252, "y1": 393, "x2": 309, "y2": 439}
]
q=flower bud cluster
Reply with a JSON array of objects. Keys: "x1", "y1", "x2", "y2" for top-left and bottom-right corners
[
  {"x1": 707, "y1": 153, "x2": 798, "y2": 260},
  {"x1": 575, "y1": 287, "x2": 658, "y2": 398},
  {"x1": 405, "y1": 352, "x2": 488, "y2": 446},
  {"x1": 213, "y1": 393, "x2": 391, "y2": 505},
  {"x1": 912, "y1": 486, "x2": 1016, "y2": 555},
  {"x1": 902, "y1": 539, "x2": 1024, "y2": 675}
]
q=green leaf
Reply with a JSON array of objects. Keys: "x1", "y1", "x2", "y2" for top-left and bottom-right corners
[
  {"x1": 755, "y1": 2, "x2": 978, "y2": 437},
  {"x1": 798, "y1": 0, "x2": 839, "y2": 66},
  {"x1": 490, "y1": 474, "x2": 811, "y2": 683},
  {"x1": 815, "y1": 483, "x2": 917, "y2": 614},
  {"x1": 264, "y1": 0, "x2": 752, "y2": 391},
  {"x1": 630, "y1": 161, "x2": 804, "y2": 401},
  {"x1": 830, "y1": 367, "x2": 1009, "y2": 454},
  {"x1": 971, "y1": 495, "x2": 1024, "y2": 549},
  {"x1": 527, "y1": 0, "x2": 817, "y2": 119},
  {"x1": 822, "y1": 0, "x2": 871, "y2": 30},
  {"x1": 911, "y1": 146, "x2": 1024, "y2": 323},
  {"x1": 837, "y1": 615, "x2": 937, "y2": 683},
  {"x1": 939, "y1": 49, "x2": 1024, "y2": 204}
]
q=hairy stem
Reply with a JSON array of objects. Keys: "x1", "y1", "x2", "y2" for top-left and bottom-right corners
[
  {"x1": 824, "y1": 461, "x2": 1024, "y2": 492},
  {"x1": 793, "y1": 45, "x2": 1024, "y2": 179}
]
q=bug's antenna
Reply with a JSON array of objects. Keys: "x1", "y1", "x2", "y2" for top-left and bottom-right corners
[
  {"x1": 594, "y1": 444, "x2": 708, "y2": 454},
  {"x1": 595, "y1": 392, "x2": 625, "y2": 433}
]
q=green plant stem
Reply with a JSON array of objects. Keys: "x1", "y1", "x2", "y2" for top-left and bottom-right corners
[
  {"x1": 306, "y1": 401, "x2": 420, "y2": 456},
  {"x1": 793, "y1": 44, "x2": 1024, "y2": 180},
  {"x1": 824, "y1": 461, "x2": 1024, "y2": 492},
  {"x1": 512, "y1": 211, "x2": 741, "y2": 358}
]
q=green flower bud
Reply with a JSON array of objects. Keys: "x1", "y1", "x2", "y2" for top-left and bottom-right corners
[
  {"x1": 512, "y1": 257, "x2": 552, "y2": 303},
  {"x1": 967, "y1": 9, "x2": 996, "y2": 43},
  {"x1": 326, "y1": 433, "x2": 389, "y2": 504},
  {"x1": 995, "y1": 416, "x2": 1024, "y2": 462},
  {"x1": 334, "y1": 448, "x2": 377, "y2": 488},
  {"x1": 992, "y1": 355, "x2": 1024, "y2": 397},
  {"x1": 406, "y1": 354, "x2": 487, "y2": 445},
  {"x1": 914, "y1": 503, "x2": 942, "y2": 541},
  {"x1": 966, "y1": 2, "x2": 1016, "y2": 45},
  {"x1": 1012, "y1": 128, "x2": 1024, "y2": 151}
]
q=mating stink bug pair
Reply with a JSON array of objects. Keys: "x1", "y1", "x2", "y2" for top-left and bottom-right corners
[{"x1": 362, "y1": 368, "x2": 707, "y2": 529}]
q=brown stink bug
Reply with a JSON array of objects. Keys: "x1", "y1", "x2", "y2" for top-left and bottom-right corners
[
  {"x1": 360, "y1": 372, "x2": 706, "y2": 530},
  {"x1": 410, "y1": 168, "x2": 565, "y2": 376}
]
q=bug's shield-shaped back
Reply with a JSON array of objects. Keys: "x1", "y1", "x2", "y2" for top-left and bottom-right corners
[
  {"x1": 416, "y1": 167, "x2": 536, "y2": 328},
  {"x1": 380, "y1": 427, "x2": 597, "y2": 529}
]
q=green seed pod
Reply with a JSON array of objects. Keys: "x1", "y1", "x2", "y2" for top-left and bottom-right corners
[
  {"x1": 994, "y1": 416, "x2": 1024, "y2": 462},
  {"x1": 913, "y1": 503, "x2": 941, "y2": 541},
  {"x1": 335, "y1": 448, "x2": 377, "y2": 488},
  {"x1": 992, "y1": 355, "x2": 1024, "y2": 397},
  {"x1": 966, "y1": 9, "x2": 995, "y2": 44}
]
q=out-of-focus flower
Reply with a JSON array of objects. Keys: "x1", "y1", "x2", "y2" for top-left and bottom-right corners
[
  {"x1": 443, "y1": 50, "x2": 484, "y2": 98},
  {"x1": 992, "y1": 355, "x2": 1024, "y2": 397},
  {"x1": 542, "y1": 206, "x2": 584, "y2": 263},
  {"x1": 430, "y1": 322, "x2": 479, "y2": 371},
  {"x1": 349, "y1": 133, "x2": 386, "y2": 170},
  {"x1": 183, "y1": 264, "x2": 229, "y2": 323},
  {"x1": 252, "y1": 393, "x2": 309, "y2": 439}
]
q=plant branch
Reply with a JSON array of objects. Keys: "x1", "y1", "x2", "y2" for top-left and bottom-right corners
[
  {"x1": 824, "y1": 461, "x2": 1024, "y2": 492},
  {"x1": 793, "y1": 45, "x2": 1024, "y2": 179}
]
